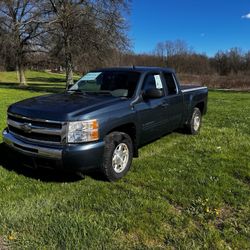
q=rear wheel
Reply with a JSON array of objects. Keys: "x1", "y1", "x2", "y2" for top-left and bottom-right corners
[
  {"x1": 101, "y1": 132, "x2": 133, "y2": 181},
  {"x1": 185, "y1": 107, "x2": 202, "y2": 135}
]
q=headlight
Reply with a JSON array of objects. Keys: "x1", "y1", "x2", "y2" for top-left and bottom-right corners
[{"x1": 67, "y1": 119, "x2": 99, "y2": 143}]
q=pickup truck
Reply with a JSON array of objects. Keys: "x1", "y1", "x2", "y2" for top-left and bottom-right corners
[{"x1": 2, "y1": 67, "x2": 208, "y2": 181}]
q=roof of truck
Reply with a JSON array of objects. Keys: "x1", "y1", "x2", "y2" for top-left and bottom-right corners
[{"x1": 94, "y1": 66, "x2": 175, "y2": 73}]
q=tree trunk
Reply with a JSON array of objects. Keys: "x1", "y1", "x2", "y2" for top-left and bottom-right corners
[
  {"x1": 66, "y1": 57, "x2": 74, "y2": 87},
  {"x1": 17, "y1": 59, "x2": 27, "y2": 86},
  {"x1": 65, "y1": 37, "x2": 74, "y2": 88}
]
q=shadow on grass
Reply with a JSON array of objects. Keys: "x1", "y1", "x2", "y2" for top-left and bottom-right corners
[
  {"x1": 29, "y1": 83, "x2": 64, "y2": 87},
  {"x1": 27, "y1": 77, "x2": 66, "y2": 83},
  {"x1": 0, "y1": 82, "x2": 18, "y2": 87},
  {"x1": 0, "y1": 143, "x2": 82, "y2": 183},
  {"x1": 0, "y1": 143, "x2": 106, "y2": 183},
  {"x1": 0, "y1": 82, "x2": 65, "y2": 93}
]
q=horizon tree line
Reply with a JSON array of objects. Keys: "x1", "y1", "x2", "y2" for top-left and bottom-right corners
[{"x1": 1, "y1": 1, "x2": 250, "y2": 88}]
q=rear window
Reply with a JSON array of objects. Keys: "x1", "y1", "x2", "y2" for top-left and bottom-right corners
[{"x1": 164, "y1": 73, "x2": 178, "y2": 95}]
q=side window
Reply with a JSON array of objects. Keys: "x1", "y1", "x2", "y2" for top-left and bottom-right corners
[
  {"x1": 164, "y1": 73, "x2": 178, "y2": 95},
  {"x1": 142, "y1": 74, "x2": 163, "y2": 92}
]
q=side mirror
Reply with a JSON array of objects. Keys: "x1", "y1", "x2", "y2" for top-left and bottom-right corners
[{"x1": 143, "y1": 88, "x2": 163, "y2": 99}]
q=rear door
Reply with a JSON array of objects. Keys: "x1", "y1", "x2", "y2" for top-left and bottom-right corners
[{"x1": 161, "y1": 72, "x2": 184, "y2": 131}]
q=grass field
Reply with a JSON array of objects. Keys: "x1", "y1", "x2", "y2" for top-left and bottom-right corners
[{"x1": 0, "y1": 71, "x2": 250, "y2": 249}]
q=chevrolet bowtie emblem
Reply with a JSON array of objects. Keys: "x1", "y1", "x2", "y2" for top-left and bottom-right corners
[{"x1": 21, "y1": 123, "x2": 32, "y2": 133}]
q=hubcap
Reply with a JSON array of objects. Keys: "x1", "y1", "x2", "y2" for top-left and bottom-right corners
[
  {"x1": 193, "y1": 115, "x2": 200, "y2": 131},
  {"x1": 112, "y1": 143, "x2": 129, "y2": 173}
]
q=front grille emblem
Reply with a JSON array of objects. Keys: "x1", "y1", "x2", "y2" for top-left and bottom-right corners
[{"x1": 20, "y1": 123, "x2": 32, "y2": 133}]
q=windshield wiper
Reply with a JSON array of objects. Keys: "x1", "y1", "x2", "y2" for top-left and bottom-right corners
[
  {"x1": 85, "y1": 91, "x2": 112, "y2": 96},
  {"x1": 67, "y1": 89, "x2": 86, "y2": 94}
]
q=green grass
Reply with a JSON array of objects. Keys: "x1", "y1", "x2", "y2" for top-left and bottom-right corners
[{"x1": 0, "y1": 72, "x2": 250, "y2": 249}]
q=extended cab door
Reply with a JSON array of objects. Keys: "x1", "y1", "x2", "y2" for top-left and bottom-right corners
[{"x1": 161, "y1": 72, "x2": 184, "y2": 131}]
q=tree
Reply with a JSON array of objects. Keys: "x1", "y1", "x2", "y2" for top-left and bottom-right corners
[
  {"x1": 228, "y1": 47, "x2": 243, "y2": 74},
  {"x1": 244, "y1": 51, "x2": 250, "y2": 74},
  {"x1": 0, "y1": 17, "x2": 9, "y2": 70},
  {"x1": 155, "y1": 42, "x2": 165, "y2": 63},
  {"x1": 211, "y1": 48, "x2": 243, "y2": 76},
  {"x1": 0, "y1": 0, "x2": 47, "y2": 85},
  {"x1": 155, "y1": 39, "x2": 191, "y2": 60},
  {"x1": 212, "y1": 51, "x2": 230, "y2": 75},
  {"x1": 47, "y1": 0, "x2": 129, "y2": 87}
]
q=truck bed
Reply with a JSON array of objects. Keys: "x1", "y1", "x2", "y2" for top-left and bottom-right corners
[{"x1": 180, "y1": 84, "x2": 207, "y2": 92}]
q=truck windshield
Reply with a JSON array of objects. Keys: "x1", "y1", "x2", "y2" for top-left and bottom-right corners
[{"x1": 69, "y1": 71, "x2": 141, "y2": 98}]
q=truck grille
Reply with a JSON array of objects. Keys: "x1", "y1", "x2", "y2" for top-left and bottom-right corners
[{"x1": 7, "y1": 113, "x2": 67, "y2": 145}]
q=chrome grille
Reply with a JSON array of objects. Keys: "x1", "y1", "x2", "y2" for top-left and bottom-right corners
[{"x1": 7, "y1": 113, "x2": 67, "y2": 145}]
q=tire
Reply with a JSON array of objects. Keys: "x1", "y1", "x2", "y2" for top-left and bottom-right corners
[
  {"x1": 185, "y1": 107, "x2": 202, "y2": 135},
  {"x1": 101, "y1": 132, "x2": 133, "y2": 181}
]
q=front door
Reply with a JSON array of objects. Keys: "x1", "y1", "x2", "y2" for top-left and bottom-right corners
[{"x1": 135, "y1": 72, "x2": 169, "y2": 145}]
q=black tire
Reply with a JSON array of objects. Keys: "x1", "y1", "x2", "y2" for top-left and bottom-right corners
[
  {"x1": 185, "y1": 107, "x2": 202, "y2": 135},
  {"x1": 101, "y1": 132, "x2": 133, "y2": 181}
]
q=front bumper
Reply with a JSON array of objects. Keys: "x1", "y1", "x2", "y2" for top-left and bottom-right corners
[{"x1": 2, "y1": 129, "x2": 105, "y2": 171}]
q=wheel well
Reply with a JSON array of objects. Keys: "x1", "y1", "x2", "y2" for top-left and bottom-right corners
[
  {"x1": 108, "y1": 123, "x2": 138, "y2": 157},
  {"x1": 195, "y1": 102, "x2": 205, "y2": 114}
]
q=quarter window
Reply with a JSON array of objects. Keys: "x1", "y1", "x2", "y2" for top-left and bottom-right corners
[{"x1": 164, "y1": 73, "x2": 178, "y2": 95}]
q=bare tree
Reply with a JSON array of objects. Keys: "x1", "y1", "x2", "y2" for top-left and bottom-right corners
[
  {"x1": 47, "y1": 0, "x2": 129, "y2": 87},
  {"x1": 244, "y1": 51, "x2": 250, "y2": 74},
  {"x1": 155, "y1": 39, "x2": 191, "y2": 59},
  {"x1": 228, "y1": 47, "x2": 243, "y2": 74},
  {"x1": 0, "y1": 0, "x2": 47, "y2": 86},
  {"x1": 155, "y1": 42, "x2": 165, "y2": 63},
  {"x1": 47, "y1": 0, "x2": 82, "y2": 86}
]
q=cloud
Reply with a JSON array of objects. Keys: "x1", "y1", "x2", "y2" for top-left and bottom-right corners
[{"x1": 242, "y1": 13, "x2": 250, "y2": 19}]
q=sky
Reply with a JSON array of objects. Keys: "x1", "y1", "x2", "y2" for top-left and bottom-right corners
[{"x1": 129, "y1": 0, "x2": 250, "y2": 56}]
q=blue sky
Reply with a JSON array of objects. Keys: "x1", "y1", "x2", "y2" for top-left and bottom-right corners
[{"x1": 129, "y1": 0, "x2": 250, "y2": 56}]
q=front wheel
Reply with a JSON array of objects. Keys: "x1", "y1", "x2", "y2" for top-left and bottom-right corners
[
  {"x1": 185, "y1": 107, "x2": 202, "y2": 135},
  {"x1": 101, "y1": 132, "x2": 133, "y2": 181}
]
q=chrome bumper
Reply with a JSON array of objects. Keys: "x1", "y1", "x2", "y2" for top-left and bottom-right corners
[{"x1": 3, "y1": 130, "x2": 62, "y2": 160}]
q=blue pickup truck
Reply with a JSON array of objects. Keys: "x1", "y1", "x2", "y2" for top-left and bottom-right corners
[{"x1": 3, "y1": 67, "x2": 208, "y2": 181}]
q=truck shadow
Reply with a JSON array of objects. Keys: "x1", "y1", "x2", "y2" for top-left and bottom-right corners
[
  {"x1": 0, "y1": 143, "x2": 107, "y2": 182},
  {"x1": 0, "y1": 143, "x2": 84, "y2": 183}
]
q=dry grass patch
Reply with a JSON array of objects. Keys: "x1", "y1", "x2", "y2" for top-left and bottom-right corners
[{"x1": 179, "y1": 73, "x2": 250, "y2": 90}]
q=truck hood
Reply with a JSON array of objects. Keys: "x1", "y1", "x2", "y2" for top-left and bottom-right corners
[{"x1": 8, "y1": 92, "x2": 123, "y2": 121}]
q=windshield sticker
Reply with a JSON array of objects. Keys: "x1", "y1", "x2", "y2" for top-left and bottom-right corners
[
  {"x1": 154, "y1": 75, "x2": 163, "y2": 89},
  {"x1": 81, "y1": 72, "x2": 102, "y2": 81}
]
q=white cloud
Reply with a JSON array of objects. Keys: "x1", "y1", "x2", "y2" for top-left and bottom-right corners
[{"x1": 242, "y1": 13, "x2": 250, "y2": 19}]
